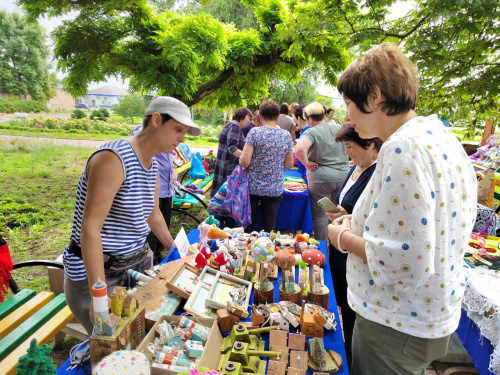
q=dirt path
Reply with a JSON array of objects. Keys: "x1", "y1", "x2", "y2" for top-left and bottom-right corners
[{"x1": 0, "y1": 134, "x2": 214, "y2": 154}]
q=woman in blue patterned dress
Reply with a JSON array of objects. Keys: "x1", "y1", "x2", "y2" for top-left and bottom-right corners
[{"x1": 240, "y1": 99, "x2": 294, "y2": 232}]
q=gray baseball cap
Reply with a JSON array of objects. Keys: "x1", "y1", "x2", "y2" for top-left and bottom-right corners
[{"x1": 144, "y1": 96, "x2": 201, "y2": 136}]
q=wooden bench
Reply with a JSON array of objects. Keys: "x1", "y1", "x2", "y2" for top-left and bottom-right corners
[{"x1": 0, "y1": 261, "x2": 75, "y2": 374}]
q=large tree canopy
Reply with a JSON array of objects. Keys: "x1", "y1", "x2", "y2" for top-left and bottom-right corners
[
  {"x1": 18, "y1": 0, "x2": 499, "y2": 128},
  {"x1": 0, "y1": 11, "x2": 55, "y2": 101}
]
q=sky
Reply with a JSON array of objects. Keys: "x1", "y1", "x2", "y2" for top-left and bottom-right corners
[{"x1": 1, "y1": 0, "x2": 413, "y2": 106}]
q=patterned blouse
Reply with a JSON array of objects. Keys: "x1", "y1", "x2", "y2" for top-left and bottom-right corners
[
  {"x1": 245, "y1": 127, "x2": 293, "y2": 196},
  {"x1": 211, "y1": 121, "x2": 245, "y2": 197},
  {"x1": 348, "y1": 115, "x2": 477, "y2": 339}
]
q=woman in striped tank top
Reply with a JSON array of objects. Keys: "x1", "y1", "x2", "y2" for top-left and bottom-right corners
[{"x1": 63, "y1": 97, "x2": 201, "y2": 335}]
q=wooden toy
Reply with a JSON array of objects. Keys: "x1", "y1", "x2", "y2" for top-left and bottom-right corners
[
  {"x1": 300, "y1": 300, "x2": 323, "y2": 338},
  {"x1": 218, "y1": 341, "x2": 281, "y2": 374},
  {"x1": 222, "y1": 324, "x2": 277, "y2": 353},
  {"x1": 308, "y1": 337, "x2": 342, "y2": 373},
  {"x1": 185, "y1": 339, "x2": 204, "y2": 358},
  {"x1": 290, "y1": 350, "x2": 308, "y2": 370},
  {"x1": 288, "y1": 368, "x2": 306, "y2": 375},
  {"x1": 206, "y1": 272, "x2": 252, "y2": 311},
  {"x1": 250, "y1": 305, "x2": 266, "y2": 325},
  {"x1": 217, "y1": 308, "x2": 240, "y2": 333},
  {"x1": 243, "y1": 252, "x2": 260, "y2": 283},
  {"x1": 123, "y1": 294, "x2": 137, "y2": 317},
  {"x1": 165, "y1": 263, "x2": 200, "y2": 299},
  {"x1": 302, "y1": 247, "x2": 330, "y2": 308},
  {"x1": 276, "y1": 251, "x2": 301, "y2": 304},
  {"x1": 269, "y1": 329, "x2": 288, "y2": 347},
  {"x1": 185, "y1": 282, "x2": 217, "y2": 319},
  {"x1": 289, "y1": 333, "x2": 306, "y2": 351},
  {"x1": 109, "y1": 286, "x2": 126, "y2": 317},
  {"x1": 103, "y1": 313, "x2": 119, "y2": 336},
  {"x1": 227, "y1": 301, "x2": 249, "y2": 318},
  {"x1": 250, "y1": 237, "x2": 276, "y2": 304},
  {"x1": 269, "y1": 312, "x2": 289, "y2": 331},
  {"x1": 267, "y1": 359, "x2": 286, "y2": 375},
  {"x1": 270, "y1": 345, "x2": 289, "y2": 363}
]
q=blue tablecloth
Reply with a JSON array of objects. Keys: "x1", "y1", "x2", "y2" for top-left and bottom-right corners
[
  {"x1": 456, "y1": 308, "x2": 495, "y2": 375},
  {"x1": 254, "y1": 169, "x2": 313, "y2": 235},
  {"x1": 58, "y1": 229, "x2": 347, "y2": 374}
]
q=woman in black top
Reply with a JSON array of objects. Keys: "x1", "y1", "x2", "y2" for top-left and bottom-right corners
[{"x1": 327, "y1": 125, "x2": 382, "y2": 370}]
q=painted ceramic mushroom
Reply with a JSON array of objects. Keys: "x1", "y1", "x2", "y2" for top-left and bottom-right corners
[{"x1": 302, "y1": 248, "x2": 325, "y2": 267}]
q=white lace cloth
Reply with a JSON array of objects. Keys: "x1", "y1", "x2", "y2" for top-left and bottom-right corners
[{"x1": 462, "y1": 268, "x2": 500, "y2": 374}]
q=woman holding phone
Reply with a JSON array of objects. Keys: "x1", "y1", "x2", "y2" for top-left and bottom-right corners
[{"x1": 326, "y1": 124, "x2": 382, "y2": 370}]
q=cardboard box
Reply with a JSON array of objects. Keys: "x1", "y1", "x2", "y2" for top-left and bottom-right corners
[
  {"x1": 48, "y1": 253, "x2": 64, "y2": 295},
  {"x1": 137, "y1": 315, "x2": 222, "y2": 375}
]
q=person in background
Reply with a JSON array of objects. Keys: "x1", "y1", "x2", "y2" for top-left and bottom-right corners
[
  {"x1": 289, "y1": 102, "x2": 300, "y2": 139},
  {"x1": 252, "y1": 109, "x2": 262, "y2": 127},
  {"x1": 211, "y1": 107, "x2": 252, "y2": 197},
  {"x1": 63, "y1": 96, "x2": 201, "y2": 335},
  {"x1": 328, "y1": 43, "x2": 477, "y2": 375},
  {"x1": 295, "y1": 102, "x2": 349, "y2": 243},
  {"x1": 326, "y1": 107, "x2": 337, "y2": 123},
  {"x1": 240, "y1": 99, "x2": 294, "y2": 232},
  {"x1": 327, "y1": 124, "x2": 382, "y2": 370},
  {"x1": 294, "y1": 104, "x2": 310, "y2": 179},
  {"x1": 477, "y1": 164, "x2": 496, "y2": 208},
  {"x1": 277, "y1": 102, "x2": 296, "y2": 142}
]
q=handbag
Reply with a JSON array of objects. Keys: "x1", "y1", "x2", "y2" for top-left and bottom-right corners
[{"x1": 222, "y1": 165, "x2": 252, "y2": 227}]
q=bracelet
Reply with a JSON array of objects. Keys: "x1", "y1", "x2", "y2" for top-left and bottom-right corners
[{"x1": 337, "y1": 228, "x2": 352, "y2": 254}]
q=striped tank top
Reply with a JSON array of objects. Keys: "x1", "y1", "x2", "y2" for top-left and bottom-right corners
[{"x1": 63, "y1": 139, "x2": 158, "y2": 281}]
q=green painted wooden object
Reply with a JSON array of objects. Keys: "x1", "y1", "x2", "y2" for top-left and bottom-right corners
[
  {"x1": 0, "y1": 290, "x2": 36, "y2": 320},
  {"x1": 0, "y1": 293, "x2": 66, "y2": 361}
]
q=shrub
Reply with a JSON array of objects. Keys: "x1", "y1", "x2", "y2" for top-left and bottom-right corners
[
  {"x1": 0, "y1": 99, "x2": 47, "y2": 113},
  {"x1": 71, "y1": 109, "x2": 87, "y2": 119},
  {"x1": 90, "y1": 109, "x2": 107, "y2": 121}
]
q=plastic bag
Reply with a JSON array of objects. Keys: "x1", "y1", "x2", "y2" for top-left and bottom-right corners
[
  {"x1": 222, "y1": 165, "x2": 252, "y2": 227},
  {"x1": 189, "y1": 152, "x2": 207, "y2": 180},
  {"x1": 207, "y1": 182, "x2": 231, "y2": 217}
]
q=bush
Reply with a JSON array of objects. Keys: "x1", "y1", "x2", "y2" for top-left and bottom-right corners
[
  {"x1": 89, "y1": 109, "x2": 107, "y2": 121},
  {"x1": 0, "y1": 98, "x2": 47, "y2": 113},
  {"x1": 70, "y1": 109, "x2": 87, "y2": 119}
]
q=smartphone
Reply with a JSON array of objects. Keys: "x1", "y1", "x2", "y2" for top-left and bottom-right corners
[{"x1": 317, "y1": 197, "x2": 340, "y2": 213}]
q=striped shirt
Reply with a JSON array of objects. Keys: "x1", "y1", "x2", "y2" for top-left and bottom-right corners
[{"x1": 63, "y1": 139, "x2": 158, "y2": 281}]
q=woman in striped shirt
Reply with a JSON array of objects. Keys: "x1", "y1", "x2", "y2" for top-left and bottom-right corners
[{"x1": 63, "y1": 97, "x2": 201, "y2": 334}]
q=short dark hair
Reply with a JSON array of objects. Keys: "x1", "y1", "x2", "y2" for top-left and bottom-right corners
[
  {"x1": 233, "y1": 107, "x2": 252, "y2": 121},
  {"x1": 337, "y1": 43, "x2": 418, "y2": 116},
  {"x1": 294, "y1": 105, "x2": 306, "y2": 120},
  {"x1": 335, "y1": 124, "x2": 383, "y2": 151},
  {"x1": 279, "y1": 103, "x2": 289, "y2": 115},
  {"x1": 326, "y1": 108, "x2": 335, "y2": 115},
  {"x1": 142, "y1": 113, "x2": 173, "y2": 129},
  {"x1": 259, "y1": 99, "x2": 280, "y2": 120}
]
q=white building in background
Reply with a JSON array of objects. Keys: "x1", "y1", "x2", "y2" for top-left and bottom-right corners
[{"x1": 77, "y1": 85, "x2": 129, "y2": 108}]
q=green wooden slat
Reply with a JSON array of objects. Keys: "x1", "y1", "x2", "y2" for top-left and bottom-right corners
[
  {"x1": 198, "y1": 174, "x2": 214, "y2": 189},
  {"x1": 0, "y1": 293, "x2": 66, "y2": 361},
  {"x1": 0, "y1": 290, "x2": 36, "y2": 320},
  {"x1": 495, "y1": 191, "x2": 500, "y2": 201},
  {"x1": 182, "y1": 178, "x2": 195, "y2": 186}
]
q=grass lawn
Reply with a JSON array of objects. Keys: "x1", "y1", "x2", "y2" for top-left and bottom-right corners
[{"x1": 0, "y1": 139, "x2": 208, "y2": 295}]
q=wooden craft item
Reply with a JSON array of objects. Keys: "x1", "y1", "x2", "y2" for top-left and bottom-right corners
[
  {"x1": 244, "y1": 252, "x2": 260, "y2": 283},
  {"x1": 307, "y1": 265, "x2": 329, "y2": 309},
  {"x1": 206, "y1": 272, "x2": 252, "y2": 311},
  {"x1": 269, "y1": 329, "x2": 288, "y2": 348},
  {"x1": 290, "y1": 350, "x2": 308, "y2": 370},
  {"x1": 216, "y1": 308, "x2": 240, "y2": 333},
  {"x1": 308, "y1": 338, "x2": 342, "y2": 374},
  {"x1": 300, "y1": 301, "x2": 323, "y2": 338},
  {"x1": 288, "y1": 368, "x2": 306, "y2": 375},
  {"x1": 227, "y1": 301, "x2": 249, "y2": 318},
  {"x1": 239, "y1": 321, "x2": 260, "y2": 330},
  {"x1": 268, "y1": 263, "x2": 278, "y2": 282},
  {"x1": 270, "y1": 345, "x2": 289, "y2": 364},
  {"x1": 133, "y1": 254, "x2": 195, "y2": 314},
  {"x1": 90, "y1": 306, "x2": 145, "y2": 367},
  {"x1": 166, "y1": 262, "x2": 200, "y2": 299},
  {"x1": 267, "y1": 359, "x2": 286, "y2": 375},
  {"x1": 289, "y1": 333, "x2": 306, "y2": 351},
  {"x1": 250, "y1": 305, "x2": 265, "y2": 325},
  {"x1": 184, "y1": 282, "x2": 217, "y2": 319}
]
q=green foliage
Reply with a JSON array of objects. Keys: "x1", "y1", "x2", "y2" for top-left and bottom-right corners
[
  {"x1": 113, "y1": 93, "x2": 147, "y2": 124},
  {"x1": 16, "y1": 339, "x2": 57, "y2": 375},
  {"x1": 0, "y1": 98, "x2": 47, "y2": 113},
  {"x1": 70, "y1": 109, "x2": 87, "y2": 119},
  {"x1": 89, "y1": 108, "x2": 110, "y2": 121},
  {"x1": 0, "y1": 11, "x2": 56, "y2": 101}
]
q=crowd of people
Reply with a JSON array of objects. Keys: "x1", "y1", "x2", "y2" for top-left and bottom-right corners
[{"x1": 61, "y1": 43, "x2": 481, "y2": 375}]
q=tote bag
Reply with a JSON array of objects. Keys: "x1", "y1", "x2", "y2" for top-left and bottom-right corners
[{"x1": 222, "y1": 165, "x2": 252, "y2": 227}]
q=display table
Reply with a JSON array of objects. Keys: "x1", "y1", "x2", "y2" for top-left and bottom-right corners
[
  {"x1": 58, "y1": 229, "x2": 347, "y2": 374},
  {"x1": 456, "y1": 268, "x2": 500, "y2": 375},
  {"x1": 253, "y1": 169, "x2": 314, "y2": 234}
]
